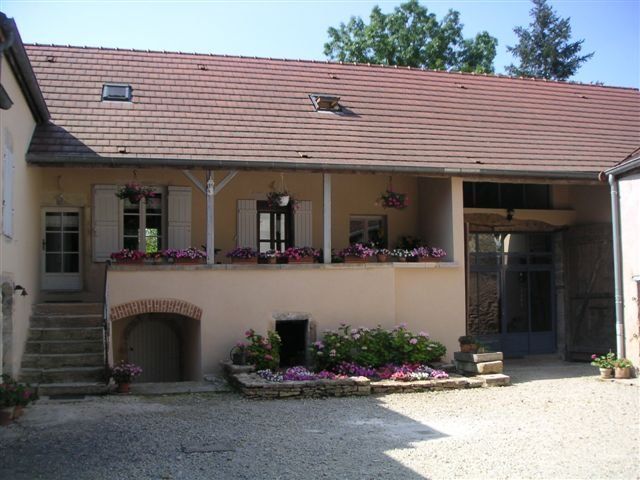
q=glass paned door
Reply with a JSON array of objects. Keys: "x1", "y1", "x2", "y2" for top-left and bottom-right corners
[{"x1": 42, "y1": 209, "x2": 82, "y2": 291}]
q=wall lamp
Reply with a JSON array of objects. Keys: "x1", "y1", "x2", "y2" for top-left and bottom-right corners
[{"x1": 14, "y1": 285, "x2": 28, "y2": 296}]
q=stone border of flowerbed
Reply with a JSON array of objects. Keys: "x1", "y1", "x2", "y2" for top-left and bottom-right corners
[{"x1": 221, "y1": 362, "x2": 510, "y2": 399}]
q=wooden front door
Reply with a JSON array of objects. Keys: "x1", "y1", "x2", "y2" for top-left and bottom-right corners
[{"x1": 564, "y1": 224, "x2": 615, "y2": 360}]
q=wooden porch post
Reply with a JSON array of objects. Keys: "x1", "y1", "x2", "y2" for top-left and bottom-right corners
[
  {"x1": 206, "y1": 171, "x2": 215, "y2": 265},
  {"x1": 323, "y1": 173, "x2": 331, "y2": 264}
]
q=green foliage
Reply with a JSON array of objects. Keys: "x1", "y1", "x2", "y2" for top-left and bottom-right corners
[
  {"x1": 312, "y1": 324, "x2": 446, "y2": 371},
  {"x1": 506, "y1": 0, "x2": 593, "y2": 80},
  {"x1": 324, "y1": 0, "x2": 497, "y2": 73},
  {"x1": 244, "y1": 329, "x2": 281, "y2": 370}
]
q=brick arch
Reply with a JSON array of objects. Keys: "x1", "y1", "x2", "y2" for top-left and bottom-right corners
[{"x1": 110, "y1": 298, "x2": 202, "y2": 322}]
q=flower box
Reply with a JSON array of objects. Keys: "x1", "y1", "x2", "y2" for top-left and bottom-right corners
[
  {"x1": 344, "y1": 256, "x2": 368, "y2": 263},
  {"x1": 376, "y1": 254, "x2": 389, "y2": 262},
  {"x1": 287, "y1": 257, "x2": 315, "y2": 264},
  {"x1": 411, "y1": 256, "x2": 441, "y2": 263},
  {"x1": 116, "y1": 258, "x2": 144, "y2": 265},
  {"x1": 175, "y1": 258, "x2": 206, "y2": 265},
  {"x1": 232, "y1": 258, "x2": 258, "y2": 265}
]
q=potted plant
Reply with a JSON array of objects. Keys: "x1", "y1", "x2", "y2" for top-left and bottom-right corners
[
  {"x1": 226, "y1": 247, "x2": 258, "y2": 264},
  {"x1": 110, "y1": 249, "x2": 145, "y2": 264},
  {"x1": 279, "y1": 246, "x2": 319, "y2": 264},
  {"x1": 338, "y1": 243, "x2": 376, "y2": 263},
  {"x1": 390, "y1": 248, "x2": 411, "y2": 262},
  {"x1": 458, "y1": 335, "x2": 478, "y2": 353},
  {"x1": 164, "y1": 247, "x2": 206, "y2": 264},
  {"x1": 613, "y1": 357, "x2": 633, "y2": 379},
  {"x1": 0, "y1": 374, "x2": 17, "y2": 426},
  {"x1": 266, "y1": 190, "x2": 291, "y2": 207},
  {"x1": 590, "y1": 352, "x2": 616, "y2": 379},
  {"x1": 110, "y1": 361, "x2": 143, "y2": 394},
  {"x1": 376, "y1": 179, "x2": 409, "y2": 210},
  {"x1": 115, "y1": 183, "x2": 157, "y2": 204},
  {"x1": 376, "y1": 248, "x2": 391, "y2": 262},
  {"x1": 409, "y1": 246, "x2": 447, "y2": 262},
  {"x1": 258, "y1": 250, "x2": 278, "y2": 264},
  {"x1": 230, "y1": 342, "x2": 248, "y2": 365},
  {"x1": 243, "y1": 329, "x2": 281, "y2": 370},
  {"x1": 12, "y1": 383, "x2": 37, "y2": 419}
]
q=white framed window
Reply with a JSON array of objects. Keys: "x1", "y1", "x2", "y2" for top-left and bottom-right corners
[
  {"x1": 349, "y1": 215, "x2": 387, "y2": 247},
  {"x1": 121, "y1": 188, "x2": 166, "y2": 253}
]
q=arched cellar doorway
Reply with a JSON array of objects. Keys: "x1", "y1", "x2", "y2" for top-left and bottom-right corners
[{"x1": 110, "y1": 299, "x2": 202, "y2": 382}]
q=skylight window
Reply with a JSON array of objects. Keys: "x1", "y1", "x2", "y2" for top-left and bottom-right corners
[
  {"x1": 102, "y1": 84, "x2": 132, "y2": 102},
  {"x1": 310, "y1": 94, "x2": 341, "y2": 112}
]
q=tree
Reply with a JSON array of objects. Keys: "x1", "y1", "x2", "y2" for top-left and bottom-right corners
[
  {"x1": 324, "y1": 0, "x2": 498, "y2": 73},
  {"x1": 506, "y1": 0, "x2": 593, "y2": 80}
]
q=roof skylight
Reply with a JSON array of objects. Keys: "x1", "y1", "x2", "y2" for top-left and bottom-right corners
[
  {"x1": 309, "y1": 94, "x2": 341, "y2": 112},
  {"x1": 102, "y1": 84, "x2": 132, "y2": 102}
]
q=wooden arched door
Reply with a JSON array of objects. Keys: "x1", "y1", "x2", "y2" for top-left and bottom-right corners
[{"x1": 128, "y1": 316, "x2": 181, "y2": 382}]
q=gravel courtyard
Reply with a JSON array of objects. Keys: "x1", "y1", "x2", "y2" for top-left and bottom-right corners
[{"x1": 1, "y1": 359, "x2": 638, "y2": 480}]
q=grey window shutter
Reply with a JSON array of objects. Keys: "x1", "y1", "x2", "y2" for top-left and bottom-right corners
[
  {"x1": 237, "y1": 199, "x2": 257, "y2": 248},
  {"x1": 93, "y1": 185, "x2": 120, "y2": 261},
  {"x1": 2, "y1": 144, "x2": 14, "y2": 239},
  {"x1": 294, "y1": 200, "x2": 312, "y2": 247},
  {"x1": 168, "y1": 186, "x2": 192, "y2": 249}
]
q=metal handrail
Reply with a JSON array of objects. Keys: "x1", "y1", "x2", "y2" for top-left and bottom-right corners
[{"x1": 102, "y1": 260, "x2": 111, "y2": 383}]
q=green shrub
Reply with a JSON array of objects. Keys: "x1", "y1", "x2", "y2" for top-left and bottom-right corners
[
  {"x1": 243, "y1": 329, "x2": 281, "y2": 370},
  {"x1": 311, "y1": 324, "x2": 445, "y2": 371}
]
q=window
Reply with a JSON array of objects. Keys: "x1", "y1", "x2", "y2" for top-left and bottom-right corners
[
  {"x1": 349, "y1": 215, "x2": 387, "y2": 247},
  {"x1": 463, "y1": 182, "x2": 550, "y2": 209},
  {"x1": 257, "y1": 201, "x2": 292, "y2": 253},
  {"x1": 102, "y1": 84, "x2": 132, "y2": 102},
  {"x1": 123, "y1": 189, "x2": 165, "y2": 253},
  {"x1": 309, "y1": 93, "x2": 341, "y2": 112}
]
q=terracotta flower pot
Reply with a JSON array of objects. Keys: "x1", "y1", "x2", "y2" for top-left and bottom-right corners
[
  {"x1": 117, "y1": 382, "x2": 131, "y2": 394},
  {"x1": 377, "y1": 254, "x2": 389, "y2": 262},
  {"x1": 460, "y1": 344, "x2": 478, "y2": 353},
  {"x1": 614, "y1": 367, "x2": 631, "y2": 379},
  {"x1": 599, "y1": 367, "x2": 614, "y2": 379},
  {"x1": 12, "y1": 405, "x2": 24, "y2": 419},
  {"x1": 0, "y1": 407, "x2": 13, "y2": 426},
  {"x1": 416, "y1": 256, "x2": 440, "y2": 263},
  {"x1": 175, "y1": 258, "x2": 205, "y2": 265}
]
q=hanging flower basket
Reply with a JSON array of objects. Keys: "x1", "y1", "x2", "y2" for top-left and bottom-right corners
[
  {"x1": 376, "y1": 177, "x2": 409, "y2": 210},
  {"x1": 267, "y1": 191, "x2": 291, "y2": 207},
  {"x1": 116, "y1": 183, "x2": 157, "y2": 204},
  {"x1": 377, "y1": 189, "x2": 409, "y2": 210}
]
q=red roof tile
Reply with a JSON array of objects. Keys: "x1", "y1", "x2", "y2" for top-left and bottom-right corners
[{"x1": 25, "y1": 45, "x2": 640, "y2": 179}]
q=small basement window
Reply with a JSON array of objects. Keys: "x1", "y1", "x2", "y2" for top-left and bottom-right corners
[
  {"x1": 309, "y1": 93, "x2": 341, "y2": 112},
  {"x1": 102, "y1": 84, "x2": 132, "y2": 102}
]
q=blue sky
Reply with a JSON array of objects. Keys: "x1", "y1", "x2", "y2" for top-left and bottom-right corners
[{"x1": 2, "y1": 0, "x2": 638, "y2": 87}]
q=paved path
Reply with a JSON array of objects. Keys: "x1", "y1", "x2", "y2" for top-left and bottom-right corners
[{"x1": 1, "y1": 359, "x2": 637, "y2": 479}]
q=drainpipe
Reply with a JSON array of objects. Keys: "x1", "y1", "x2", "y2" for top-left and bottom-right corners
[{"x1": 608, "y1": 174, "x2": 625, "y2": 358}]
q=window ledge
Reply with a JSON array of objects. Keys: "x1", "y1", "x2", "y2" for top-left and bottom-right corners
[{"x1": 110, "y1": 262, "x2": 461, "y2": 271}]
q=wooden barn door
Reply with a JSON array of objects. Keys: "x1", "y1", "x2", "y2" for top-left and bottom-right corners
[{"x1": 564, "y1": 224, "x2": 615, "y2": 360}]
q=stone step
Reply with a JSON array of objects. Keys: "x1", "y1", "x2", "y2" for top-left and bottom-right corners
[
  {"x1": 454, "y1": 351, "x2": 504, "y2": 363},
  {"x1": 33, "y1": 303, "x2": 103, "y2": 316},
  {"x1": 28, "y1": 327, "x2": 103, "y2": 341},
  {"x1": 20, "y1": 366, "x2": 106, "y2": 384},
  {"x1": 30, "y1": 314, "x2": 103, "y2": 329},
  {"x1": 456, "y1": 360, "x2": 504, "y2": 375},
  {"x1": 21, "y1": 353, "x2": 104, "y2": 369},
  {"x1": 37, "y1": 382, "x2": 110, "y2": 397},
  {"x1": 25, "y1": 340, "x2": 104, "y2": 354}
]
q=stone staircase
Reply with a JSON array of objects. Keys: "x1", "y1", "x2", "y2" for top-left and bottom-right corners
[{"x1": 20, "y1": 303, "x2": 109, "y2": 396}]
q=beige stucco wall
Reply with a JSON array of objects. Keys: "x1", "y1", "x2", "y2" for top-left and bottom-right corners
[
  {"x1": 38, "y1": 169, "x2": 423, "y2": 299},
  {"x1": 0, "y1": 55, "x2": 41, "y2": 376},
  {"x1": 107, "y1": 262, "x2": 463, "y2": 374},
  {"x1": 619, "y1": 174, "x2": 640, "y2": 367}
]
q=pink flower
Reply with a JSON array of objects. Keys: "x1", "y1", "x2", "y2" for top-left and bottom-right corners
[
  {"x1": 265, "y1": 344, "x2": 272, "y2": 350},
  {"x1": 409, "y1": 338, "x2": 418, "y2": 345},
  {"x1": 418, "y1": 331, "x2": 429, "y2": 337},
  {"x1": 264, "y1": 354, "x2": 273, "y2": 361},
  {"x1": 245, "y1": 330, "x2": 253, "y2": 337},
  {"x1": 236, "y1": 341, "x2": 247, "y2": 348}
]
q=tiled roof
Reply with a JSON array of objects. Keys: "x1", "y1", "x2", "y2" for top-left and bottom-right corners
[
  {"x1": 25, "y1": 45, "x2": 640, "y2": 179},
  {"x1": 605, "y1": 146, "x2": 640, "y2": 176}
]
